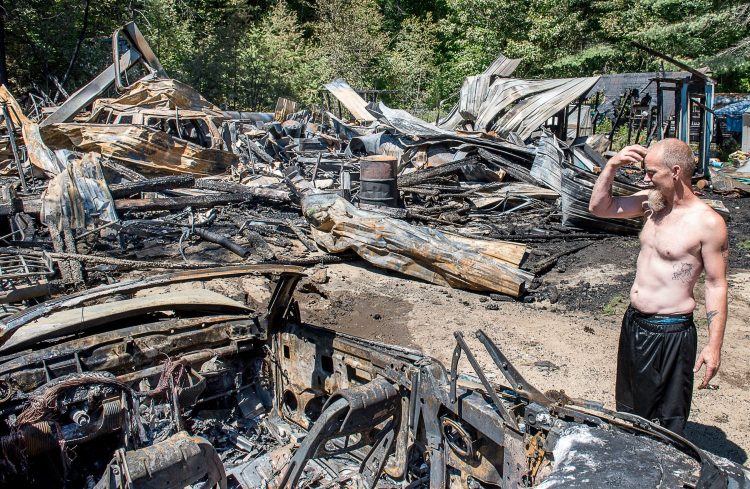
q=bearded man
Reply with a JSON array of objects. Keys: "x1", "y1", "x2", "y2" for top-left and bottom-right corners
[{"x1": 589, "y1": 138, "x2": 728, "y2": 435}]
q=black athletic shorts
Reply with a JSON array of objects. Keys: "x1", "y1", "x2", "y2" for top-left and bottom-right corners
[{"x1": 615, "y1": 304, "x2": 697, "y2": 435}]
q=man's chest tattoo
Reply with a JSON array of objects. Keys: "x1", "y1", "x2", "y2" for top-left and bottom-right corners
[{"x1": 672, "y1": 262, "x2": 694, "y2": 283}]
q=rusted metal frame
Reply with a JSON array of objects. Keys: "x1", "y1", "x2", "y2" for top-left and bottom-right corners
[
  {"x1": 1, "y1": 103, "x2": 27, "y2": 191},
  {"x1": 40, "y1": 324, "x2": 241, "y2": 388},
  {"x1": 279, "y1": 378, "x2": 401, "y2": 487},
  {"x1": 0, "y1": 265, "x2": 304, "y2": 342},
  {"x1": 475, "y1": 329, "x2": 549, "y2": 405},
  {"x1": 0, "y1": 253, "x2": 53, "y2": 280},
  {"x1": 276, "y1": 398, "x2": 350, "y2": 487},
  {"x1": 112, "y1": 22, "x2": 167, "y2": 94},
  {"x1": 117, "y1": 345, "x2": 237, "y2": 385},
  {"x1": 452, "y1": 332, "x2": 519, "y2": 431},
  {"x1": 261, "y1": 271, "x2": 304, "y2": 335}
]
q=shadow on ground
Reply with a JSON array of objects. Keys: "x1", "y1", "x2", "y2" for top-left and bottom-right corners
[{"x1": 686, "y1": 421, "x2": 748, "y2": 464}]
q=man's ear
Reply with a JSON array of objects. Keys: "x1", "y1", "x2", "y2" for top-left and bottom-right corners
[{"x1": 672, "y1": 165, "x2": 681, "y2": 180}]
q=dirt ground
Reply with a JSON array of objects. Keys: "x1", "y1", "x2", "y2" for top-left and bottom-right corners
[{"x1": 282, "y1": 195, "x2": 750, "y2": 465}]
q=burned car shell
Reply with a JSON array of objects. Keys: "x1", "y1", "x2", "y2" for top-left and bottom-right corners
[{"x1": 0, "y1": 266, "x2": 746, "y2": 488}]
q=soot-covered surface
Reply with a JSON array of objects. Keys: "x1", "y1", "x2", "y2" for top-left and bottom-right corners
[{"x1": 537, "y1": 425, "x2": 699, "y2": 488}]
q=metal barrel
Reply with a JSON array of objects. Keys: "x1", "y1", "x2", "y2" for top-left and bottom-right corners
[{"x1": 359, "y1": 155, "x2": 398, "y2": 207}]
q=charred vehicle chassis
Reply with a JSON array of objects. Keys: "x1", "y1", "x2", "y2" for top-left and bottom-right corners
[{"x1": 0, "y1": 266, "x2": 747, "y2": 488}]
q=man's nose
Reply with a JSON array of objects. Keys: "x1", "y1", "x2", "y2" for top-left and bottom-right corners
[{"x1": 644, "y1": 173, "x2": 651, "y2": 183}]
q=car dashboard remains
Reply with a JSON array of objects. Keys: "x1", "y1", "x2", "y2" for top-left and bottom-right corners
[{"x1": 0, "y1": 266, "x2": 746, "y2": 488}]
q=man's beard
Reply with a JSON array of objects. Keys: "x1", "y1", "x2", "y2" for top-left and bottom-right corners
[{"x1": 648, "y1": 189, "x2": 667, "y2": 213}]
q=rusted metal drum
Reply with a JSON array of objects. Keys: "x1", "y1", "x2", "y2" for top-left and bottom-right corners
[{"x1": 359, "y1": 155, "x2": 398, "y2": 207}]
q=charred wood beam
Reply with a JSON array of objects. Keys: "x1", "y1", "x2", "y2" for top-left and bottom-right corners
[
  {"x1": 238, "y1": 228, "x2": 276, "y2": 260},
  {"x1": 284, "y1": 219, "x2": 317, "y2": 252},
  {"x1": 0, "y1": 246, "x2": 226, "y2": 270},
  {"x1": 242, "y1": 137, "x2": 275, "y2": 164},
  {"x1": 194, "y1": 179, "x2": 291, "y2": 202},
  {"x1": 476, "y1": 149, "x2": 537, "y2": 185},
  {"x1": 8, "y1": 185, "x2": 290, "y2": 216},
  {"x1": 115, "y1": 194, "x2": 250, "y2": 212},
  {"x1": 101, "y1": 159, "x2": 148, "y2": 182},
  {"x1": 397, "y1": 156, "x2": 482, "y2": 188},
  {"x1": 109, "y1": 175, "x2": 195, "y2": 198}
]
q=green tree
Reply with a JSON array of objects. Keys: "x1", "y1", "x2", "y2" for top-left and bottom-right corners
[
  {"x1": 313, "y1": 0, "x2": 389, "y2": 90},
  {"x1": 236, "y1": 1, "x2": 321, "y2": 109},
  {"x1": 386, "y1": 14, "x2": 439, "y2": 111}
]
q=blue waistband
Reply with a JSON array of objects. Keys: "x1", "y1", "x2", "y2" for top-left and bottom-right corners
[{"x1": 627, "y1": 305, "x2": 693, "y2": 325}]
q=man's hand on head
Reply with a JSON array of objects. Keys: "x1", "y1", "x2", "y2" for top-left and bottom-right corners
[
  {"x1": 694, "y1": 344, "x2": 721, "y2": 389},
  {"x1": 607, "y1": 145, "x2": 648, "y2": 169}
]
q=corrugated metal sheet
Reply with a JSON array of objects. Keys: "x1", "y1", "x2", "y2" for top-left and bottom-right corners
[
  {"x1": 560, "y1": 165, "x2": 642, "y2": 234},
  {"x1": 530, "y1": 131, "x2": 563, "y2": 194},
  {"x1": 483, "y1": 53, "x2": 522, "y2": 77},
  {"x1": 492, "y1": 77, "x2": 601, "y2": 139},
  {"x1": 378, "y1": 102, "x2": 452, "y2": 137},
  {"x1": 458, "y1": 75, "x2": 492, "y2": 121},
  {"x1": 324, "y1": 78, "x2": 377, "y2": 122},
  {"x1": 475, "y1": 78, "x2": 571, "y2": 129},
  {"x1": 438, "y1": 52, "x2": 521, "y2": 128}
]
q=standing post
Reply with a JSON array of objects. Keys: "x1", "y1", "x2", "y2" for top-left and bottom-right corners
[
  {"x1": 701, "y1": 81, "x2": 714, "y2": 178},
  {"x1": 678, "y1": 80, "x2": 690, "y2": 143}
]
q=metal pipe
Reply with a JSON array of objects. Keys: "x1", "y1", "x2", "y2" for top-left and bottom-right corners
[{"x1": 2, "y1": 103, "x2": 27, "y2": 191}]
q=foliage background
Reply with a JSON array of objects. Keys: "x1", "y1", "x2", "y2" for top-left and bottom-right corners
[{"x1": 2, "y1": 0, "x2": 749, "y2": 112}]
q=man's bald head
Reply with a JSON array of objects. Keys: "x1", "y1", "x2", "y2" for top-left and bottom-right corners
[{"x1": 649, "y1": 138, "x2": 695, "y2": 181}]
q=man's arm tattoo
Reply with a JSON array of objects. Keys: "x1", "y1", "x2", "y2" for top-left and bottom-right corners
[
  {"x1": 672, "y1": 262, "x2": 694, "y2": 284},
  {"x1": 706, "y1": 309, "x2": 719, "y2": 329}
]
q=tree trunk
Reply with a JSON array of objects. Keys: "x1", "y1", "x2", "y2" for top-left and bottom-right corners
[
  {"x1": 0, "y1": 0, "x2": 8, "y2": 86},
  {"x1": 58, "y1": 0, "x2": 91, "y2": 93}
]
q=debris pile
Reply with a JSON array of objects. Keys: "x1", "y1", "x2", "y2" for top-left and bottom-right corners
[
  {"x1": 0, "y1": 20, "x2": 748, "y2": 489},
  {"x1": 0, "y1": 34, "x2": 673, "y2": 310}
]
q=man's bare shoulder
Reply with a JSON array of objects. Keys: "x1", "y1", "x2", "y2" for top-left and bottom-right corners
[{"x1": 691, "y1": 200, "x2": 727, "y2": 243}]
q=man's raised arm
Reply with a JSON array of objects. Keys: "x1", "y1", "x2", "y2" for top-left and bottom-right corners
[
  {"x1": 589, "y1": 145, "x2": 649, "y2": 218},
  {"x1": 695, "y1": 213, "x2": 729, "y2": 389}
]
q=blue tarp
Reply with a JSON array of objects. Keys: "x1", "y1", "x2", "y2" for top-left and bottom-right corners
[{"x1": 716, "y1": 100, "x2": 750, "y2": 133}]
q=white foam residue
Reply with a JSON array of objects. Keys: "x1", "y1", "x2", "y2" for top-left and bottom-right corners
[{"x1": 551, "y1": 425, "x2": 606, "y2": 470}]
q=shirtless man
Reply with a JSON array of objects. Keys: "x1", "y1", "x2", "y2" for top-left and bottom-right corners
[{"x1": 589, "y1": 138, "x2": 728, "y2": 435}]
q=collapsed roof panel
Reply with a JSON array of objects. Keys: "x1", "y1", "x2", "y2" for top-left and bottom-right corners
[
  {"x1": 482, "y1": 53, "x2": 522, "y2": 77},
  {"x1": 39, "y1": 123, "x2": 237, "y2": 177},
  {"x1": 324, "y1": 79, "x2": 377, "y2": 122},
  {"x1": 90, "y1": 79, "x2": 226, "y2": 118},
  {"x1": 443, "y1": 75, "x2": 601, "y2": 139}
]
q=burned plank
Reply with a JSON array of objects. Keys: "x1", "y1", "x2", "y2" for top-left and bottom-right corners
[
  {"x1": 194, "y1": 179, "x2": 291, "y2": 202},
  {"x1": 397, "y1": 155, "x2": 483, "y2": 187},
  {"x1": 109, "y1": 175, "x2": 196, "y2": 198},
  {"x1": 114, "y1": 193, "x2": 250, "y2": 212}
]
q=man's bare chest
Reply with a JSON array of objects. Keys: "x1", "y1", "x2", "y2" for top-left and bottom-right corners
[{"x1": 639, "y1": 217, "x2": 702, "y2": 261}]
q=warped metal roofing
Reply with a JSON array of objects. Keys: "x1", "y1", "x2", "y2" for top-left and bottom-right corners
[{"x1": 324, "y1": 78, "x2": 377, "y2": 122}]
